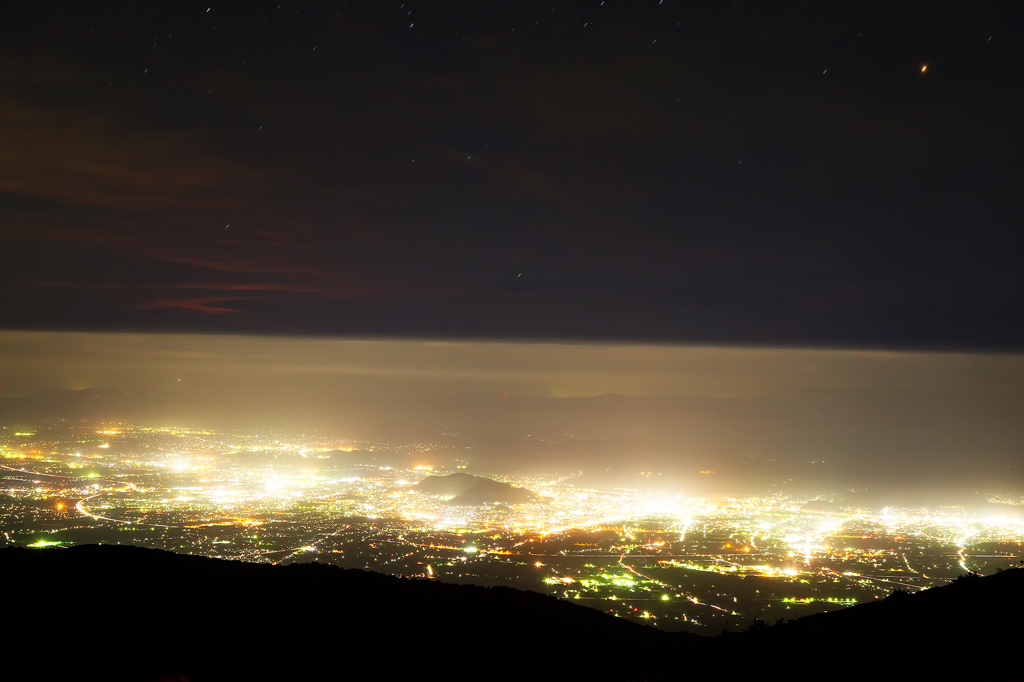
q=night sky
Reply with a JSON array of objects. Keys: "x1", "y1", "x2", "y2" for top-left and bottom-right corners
[{"x1": 1, "y1": 1, "x2": 1022, "y2": 348}]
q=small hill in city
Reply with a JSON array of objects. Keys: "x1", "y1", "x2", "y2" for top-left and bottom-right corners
[{"x1": 415, "y1": 472, "x2": 540, "y2": 505}]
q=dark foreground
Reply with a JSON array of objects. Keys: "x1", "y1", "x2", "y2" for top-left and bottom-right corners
[{"x1": 3, "y1": 545, "x2": 1021, "y2": 681}]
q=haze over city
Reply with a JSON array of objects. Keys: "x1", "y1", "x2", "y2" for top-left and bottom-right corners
[{"x1": 2, "y1": 332, "x2": 1022, "y2": 501}]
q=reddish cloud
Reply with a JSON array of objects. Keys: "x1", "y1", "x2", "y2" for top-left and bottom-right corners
[{"x1": 134, "y1": 297, "x2": 248, "y2": 314}]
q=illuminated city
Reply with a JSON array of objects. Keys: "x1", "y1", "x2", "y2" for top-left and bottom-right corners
[{"x1": 3, "y1": 422, "x2": 1020, "y2": 634}]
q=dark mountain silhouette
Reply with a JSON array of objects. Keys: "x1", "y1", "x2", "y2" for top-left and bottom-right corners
[
  {"x1": 2, "y1": 545, "x2": 1022, "y2": 681},
  {"x1": 415, "y1": 472, "x2": 540, "y2": 505},
  {"x1": 733, "y1": 568, "x2": 1024, "y2": 675},
  {"x1": 0, "y1": 545, "x2": 678, "y2": 681}
]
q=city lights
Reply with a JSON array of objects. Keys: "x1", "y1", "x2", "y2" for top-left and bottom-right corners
[{"x1": 2, "y1": 423, "x2": 1021, "y2": 634}]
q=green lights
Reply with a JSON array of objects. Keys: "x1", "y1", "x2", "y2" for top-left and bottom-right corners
[
  {"x1": 28, "y1": 540, "x2": 65, "y2": 548},
  {"x1": 578, "y1": 574, "x2": 636, "y2": 589}
]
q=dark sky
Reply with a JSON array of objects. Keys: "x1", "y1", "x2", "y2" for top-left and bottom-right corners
[{"x1": 1, "y1": 1, "x2": 1021, "y2": 347}]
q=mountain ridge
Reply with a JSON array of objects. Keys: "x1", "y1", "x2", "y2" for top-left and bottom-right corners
[{"x1": 2, "y1": 545, "x2": 1021, "y2": 680}]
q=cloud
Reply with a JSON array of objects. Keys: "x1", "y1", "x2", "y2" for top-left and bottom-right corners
[
  {"x1": 134, "y1": 297, "x2": 247, "y2": 314},
  {"x1": 0, "y1": 66, "x2": 260, "y2": 211}
]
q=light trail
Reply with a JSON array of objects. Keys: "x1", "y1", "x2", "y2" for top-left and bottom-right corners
[
  {"x1": 616, "y1": 548, "x2": 736, "y2": 616},
  {"x1": 956, "y1": 547, "x2": 971, "y2": 574},
  {"x1": 0, "y1": 463, "x2": 82, "y2": 479},
  {"x1": 839, "y1": 570, "x2": 924, "y2": 591},
  {"x1": 618, "y1": 549, "x2": 674, "y2": 589},
  {"x1": 75, "y1": 483, "x2": 178, "y2": 528},
  {"x1": 278, "y1": 524, "x2": 361, "y2": 562},
  {"x1": 400, "y1": 536, "x2": 522, "y2": 555},
  {"x1": 76, "y1": 489, "x2": 133, "y2": 525}
]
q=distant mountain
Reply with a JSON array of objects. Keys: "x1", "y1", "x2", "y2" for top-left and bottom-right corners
[
  {"x1": 1, "y1": 545, "x2": 1021, "y2": 681},
  {"x1": 415, "y1": 472, "x2": 540, "y2": 505},
  {"x1": 0, "y1": 388, "x2": 132, "y2": 422}
]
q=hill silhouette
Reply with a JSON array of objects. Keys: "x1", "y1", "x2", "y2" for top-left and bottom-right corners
[
  {"x1": 415, "y1": 472, "x2": 540, "y2": 505},
  {"x1": 1, "y1": 545, "x2": 1021, "y2": 681},
  {"x1": 0, "y1": 545, "x2": 678, "y2": 681},
  {"x1": 737, "y1": 568, "x2": 1024, "y2": 669}
]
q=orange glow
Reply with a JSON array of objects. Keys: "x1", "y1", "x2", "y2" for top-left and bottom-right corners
[
  {"x1": 921, "y1": 65, "x2": 927, "y2": 72},
  {"x1": 55, "y1": 502, "x2": 65, "y2": 510},
  {"x1": 185, "y1": 517, "x2": 264, "y2": 528}
]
